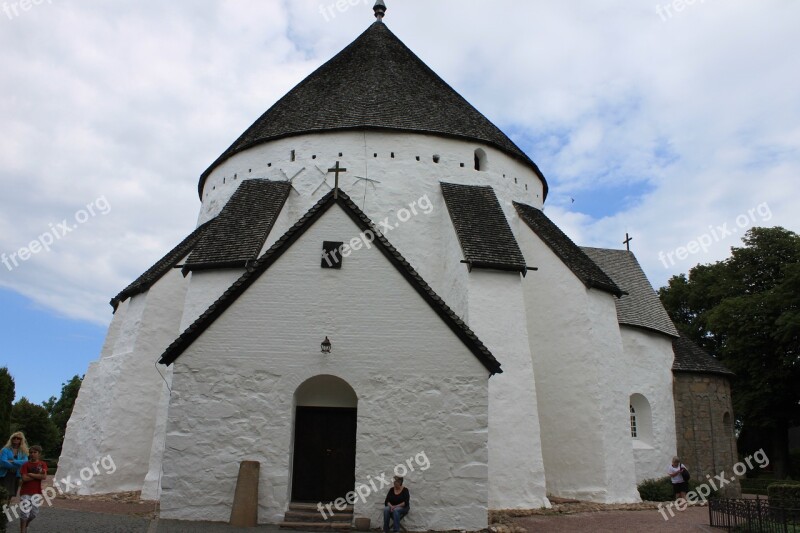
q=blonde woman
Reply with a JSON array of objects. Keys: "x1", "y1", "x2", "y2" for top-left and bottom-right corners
[
  {"x1": 0, "y1": 432, "x2": 29, "y2": 499},
  {"x1": 667, "y1": 456, "x2": 689, "y2": 502}
]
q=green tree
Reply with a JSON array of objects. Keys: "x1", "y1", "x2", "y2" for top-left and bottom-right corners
[
  {"x1": 43, "y1": 375, "x2": 83, "y2": 440},
  {"x1": 659, "y1": 227, "x2": 800, "y2": 478},
  {"x1": 10, "y1": 398, "x2": 60, "y2": 459},
  {"x1": 0, "y1": 368, "x2": 13, "y2": 442}
]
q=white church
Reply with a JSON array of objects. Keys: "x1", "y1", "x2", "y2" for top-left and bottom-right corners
[{"x1": 59, "y1": 3, "x2": 723, "y2": 530}]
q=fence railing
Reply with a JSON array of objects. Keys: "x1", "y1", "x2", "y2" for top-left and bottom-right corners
[{"x1": 709, "y1": 498, "x2": 800, "y2": 532}]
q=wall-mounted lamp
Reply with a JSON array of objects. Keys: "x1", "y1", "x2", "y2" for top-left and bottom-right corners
[{"x1": 321, "y1": 337, "x2": 332, "y2": 354}]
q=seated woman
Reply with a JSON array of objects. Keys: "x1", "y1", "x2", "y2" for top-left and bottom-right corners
[{"x1": 383, "y1": 476, "x2": 409, "y2": 533}]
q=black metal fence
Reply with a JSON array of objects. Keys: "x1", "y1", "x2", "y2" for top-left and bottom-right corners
[{"x1": 709, "y1": 498, "x2": 800, "y2": 532}]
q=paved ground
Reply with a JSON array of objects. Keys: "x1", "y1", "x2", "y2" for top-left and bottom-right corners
[
  {"x1": 4, "y1": 506, "x2": 717, "y2": 533},
  {"x1": 510, "y1": 505, "x2": 715, "y2": 532}
]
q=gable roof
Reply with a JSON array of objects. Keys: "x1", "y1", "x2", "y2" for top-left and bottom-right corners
[
  {"x1": 581, "y1": 247, "x2": 679, "y2": 338},
  {"x1": 110, "y1": 221, "x2": 213, "y2": 311},
  {"x1": 513, "y1": 202, "x2": 624, "y2": 297},
  {"x1": 198, "y1": 21, "x2": 547, "y2": 199},
  {"x1": 184, "y1": 179, "x2": 291, "y2": 272},
  {"x1": 672, "y1": 334, "x2": 734, "y2": 376},
  {"x1": 159, "y1": 189, "x2": 502, "y2": 375},
  {"x1": 441, "y1": 182, "x2": 527, "y2": 274}
]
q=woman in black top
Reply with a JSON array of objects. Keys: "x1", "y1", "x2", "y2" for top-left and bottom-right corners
[{"x1": 383, "y1": 476, "x2": 410, "y2": 532}]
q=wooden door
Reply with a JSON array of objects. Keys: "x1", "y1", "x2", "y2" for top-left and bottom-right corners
[{"x1": 291, "y1": 406, "x2": 357, "y2": 502}]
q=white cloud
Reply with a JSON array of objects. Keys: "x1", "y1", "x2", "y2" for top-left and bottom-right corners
[{"x1": 0, "y1": 0, "x2": 798, "y2": 324}]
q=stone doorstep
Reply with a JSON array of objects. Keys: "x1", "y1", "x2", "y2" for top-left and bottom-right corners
[
  {"x1": 280, "y1": 522, "x2": 352, "y2": 531},
  {"x1": 290, "y1": 502, "x2": 355, "y2": 513},
  {"x1": 285, "y1": 510, "x2": 353, "y2": 522},
  {"x1": 281, "y1": 502, "x2": 354, "y2": 530}
]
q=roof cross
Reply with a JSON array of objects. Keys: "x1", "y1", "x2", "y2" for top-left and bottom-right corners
[
  {"x1": 328, "y1": 161, "x2": 347, "y2": 199},
  {"x1": 623, "y1": 233, "x2": 633, "y2": 251}
]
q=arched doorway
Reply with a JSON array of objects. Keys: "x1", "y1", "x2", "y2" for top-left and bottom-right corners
[{"x1": 291, "y1": 375, "x2": 358, "y2": 503}]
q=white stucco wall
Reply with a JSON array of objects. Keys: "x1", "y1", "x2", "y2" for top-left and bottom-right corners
[
  {"x1": 515, "y1": 218, "x2": 640, "y2": 503},
  {"x1": 160, "y1": 206, "x2": 492, "y2": 530},
  {"x1": 465, "y1": 270, "x2": 549, "y2": 509},
  {"x1": 59, "y1": 266, "x2": 190, "y2": 494},
  {"x1": 195, "y1": 131, "x2": 544, "y2": 319},
  {"x1": 619, "y1": 327, "x2": 678, "y2": 484},
  {"x1": 179, "y1": 269, "x2": 244, "y2": 332}
]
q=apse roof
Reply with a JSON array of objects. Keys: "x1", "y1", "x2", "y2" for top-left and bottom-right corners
[
  {"x1": 441, "y1": 182, "x2": 528, "y2": 274},
  {"x1": 514, "y1": 202, "x2": 624, "y2": 297},
  {"x1": 198, "y1": 20, "x2": 547, "y2": 198},
  {"x1": 582, "y1": 247, "x2": 679, "y2": 338},
  {"x1": 672, "y1": 334, "x2": 734, "y2": 376}
]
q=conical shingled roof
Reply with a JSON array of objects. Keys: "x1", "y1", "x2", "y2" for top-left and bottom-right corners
[{"x1": 199, "y1": 21, "x2": 547, "y2": 197}]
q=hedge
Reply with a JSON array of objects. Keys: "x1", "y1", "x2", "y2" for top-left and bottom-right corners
[
  {"x1": 767, "y1": 481, "x2": 800, "y2": 503},
  {"x1": 637, "y1": 476, "x2": 720, "y2": 502}
]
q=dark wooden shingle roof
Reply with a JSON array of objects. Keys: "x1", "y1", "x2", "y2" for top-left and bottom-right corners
[
  {"x1": 184, "y1": 180, "x2": 290, "y2": 272},
  {"x1": 198, "y1": 21, "x2": 546, "y2": 198},
  {"x1": 441, "y1": 182, "x2": 527, "y2": 274},
  {"x1": 110, "y1": 221, "x2": 212, "y2": 311},
  {"x1": 672, "y1": 334, "x2": 734, "y2": 376},
  {"x1": 159, "y1": 189, "x2": 502, "y2": 375},
  {"x1": 581, "y1": 247, "x2": 679, "y2": 338},
  {"x1": 513, "y1": 202, "x2": 623, "y2": 297}
]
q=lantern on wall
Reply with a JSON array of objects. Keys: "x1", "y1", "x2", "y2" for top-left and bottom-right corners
[{"x1": 321, "y1": 336, "x2": 332, "y2": 354}]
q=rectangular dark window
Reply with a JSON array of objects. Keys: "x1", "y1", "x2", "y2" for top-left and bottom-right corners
[{"x1": 321, "y1": 241, "x2": 344, "y2": 269}]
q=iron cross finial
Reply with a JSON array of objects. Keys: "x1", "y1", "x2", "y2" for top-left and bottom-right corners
[
  {"x1": 328, "y1": 161, "x2": 347, "y2": 199},
  {"x1": 623, "y1": 233, "x2": 633, "y2": 251}
]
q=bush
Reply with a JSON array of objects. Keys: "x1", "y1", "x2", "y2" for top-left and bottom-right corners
[
  {"x1": 638, "y1": 477, "x2": 674, "y2": 501},
  {"x1": 768, "y1": 481, "x2": 800, "y2": 503},
  {"x1": 638, "y1": 475, "x2": 723, "y2": 502}
]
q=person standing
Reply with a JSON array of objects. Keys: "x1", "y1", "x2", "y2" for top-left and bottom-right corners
[
  {"x1": 0, "y1": 432, "x2": 29, "y2": 501},
  {"x1": 19, "y1": 445, "x2": 48, "y2": 533},
  {"x1": 667, "y1": 456, "x2": 689, "y2": 503}
]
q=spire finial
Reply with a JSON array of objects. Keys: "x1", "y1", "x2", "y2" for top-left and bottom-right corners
[{"x1": 373, "y1": 0, "x2": 386, "y2": 21}]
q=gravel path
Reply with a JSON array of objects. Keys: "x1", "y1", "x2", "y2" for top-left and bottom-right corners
[
  {"x1": 10, "y1": 508, "x2": 285, "y2": 533},
  {"x1": 510, "y1": 505, "x2": 715, "y2": 532},
  {"x1": 7, "y1": 502, "x2": 717, "y2": 532}
]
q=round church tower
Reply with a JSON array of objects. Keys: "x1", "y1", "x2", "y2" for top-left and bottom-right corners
[
  {"x1": 192, "y1": 4, "x2": 548, "y2": 310},
  {"x1": 62, "y1": 3, "x2": 657, "y2": 529}
]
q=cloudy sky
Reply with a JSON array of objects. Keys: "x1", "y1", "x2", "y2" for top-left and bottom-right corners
[{"x1": 1, "y1": 0, "x2": 798, "y2": 404}]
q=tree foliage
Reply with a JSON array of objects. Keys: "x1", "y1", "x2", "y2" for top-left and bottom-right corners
[
  {"x1": 43, "y1": 375, "x2": 83, "y2": 437},
  {"x1": 0, "y1": 368, "x2": 13, "y2": 443},
  {"x1": 659, "y1": 227, "x2": 800, "y2": 477},
  {"x1": 11, "y1": 397, "x2": 60, "y2": 459}
]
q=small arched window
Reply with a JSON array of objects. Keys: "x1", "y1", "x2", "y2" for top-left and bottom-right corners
[
  {"x1": 629, "y1": 393, "x2": 653, "y2": 443},
  {"x1": 474, "y1": 148, "x2": 487, "y2": 171}
]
